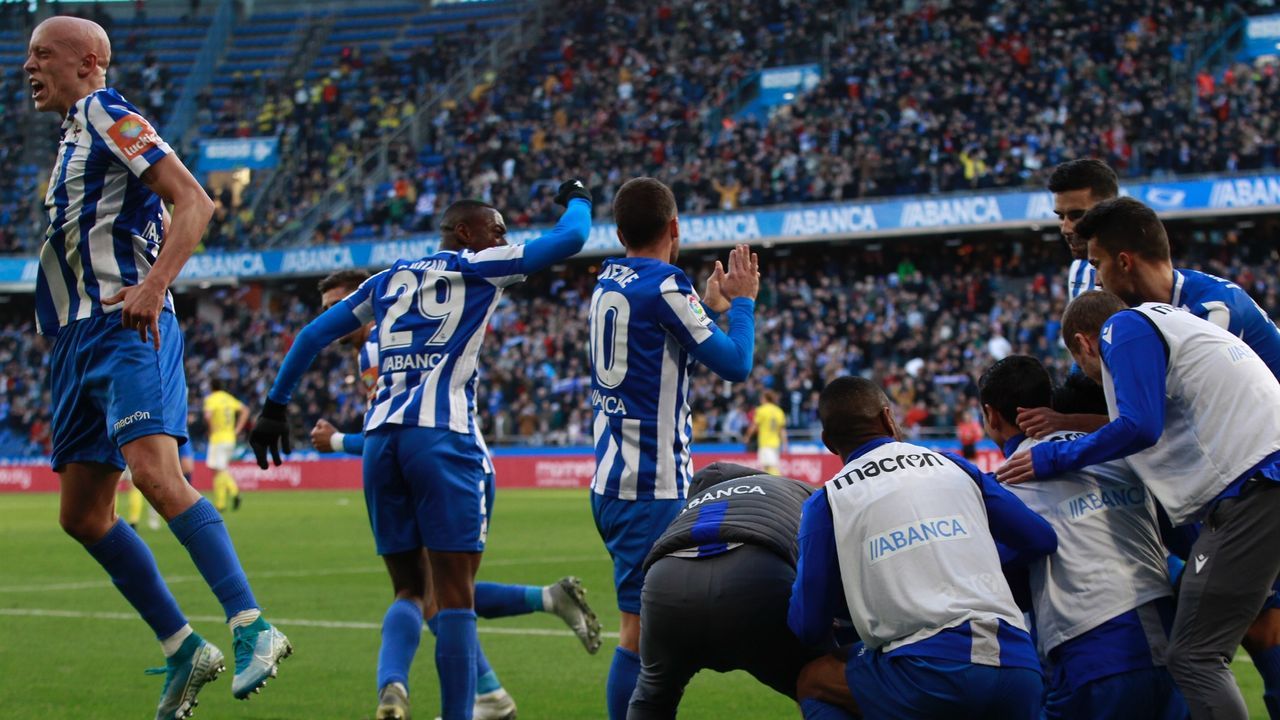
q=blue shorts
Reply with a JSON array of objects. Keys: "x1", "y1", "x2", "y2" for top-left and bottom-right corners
[
  {"x1": 591, "y1": 494, "x2": 681, "y2": 614},
  {"x1": 49, "y1": 311, "x2": 188, "y2": 472},
  {"x1": 1044, "y1": 666, "x2": 1185, "y2": 720},
  {"x1": 362, "y1": 426, "x2": 488, "y2": 555},
  {"x1": 846, "y1": 646, "x2": 1043, "y2": 720}
]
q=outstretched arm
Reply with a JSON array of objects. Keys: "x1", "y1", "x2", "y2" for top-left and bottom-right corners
[
  {"x1": 945, "y1": 454, "x2": 1057, "y2": 567},
  {"x1": 267, "y1": 303, "x2": 365, "y2": 405},
  {"x1": 999, "y1": 313, "x2": 1166, "y2": 484},
  {"x1": 520, "y1": 197, "x2": 592, "y2": 274}
]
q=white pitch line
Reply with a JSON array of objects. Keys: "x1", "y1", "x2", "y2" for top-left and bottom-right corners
[
  {"x1": 0, "y1": 555, "x2": 604, "y2": 594},
  {"x1": 0, "y1": 607, "x2": 620, "y2": 639}
]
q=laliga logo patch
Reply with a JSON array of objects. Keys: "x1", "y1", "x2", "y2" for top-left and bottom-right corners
[
  {"x1": 107, "y1": 113, "x2": 159, "y2": 161},
  {"x1": 687, "y1": 295, "x2": 712, "y2": 327}
]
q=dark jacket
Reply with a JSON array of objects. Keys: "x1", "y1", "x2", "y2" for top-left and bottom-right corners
[{"x1": 644, "y1": 462, "x2": 814, "y2": 571}]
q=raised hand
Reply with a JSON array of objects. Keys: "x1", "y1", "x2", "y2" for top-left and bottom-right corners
[
  {"x1": 701, "y1": 261, "x2": 730, "y2": 314},
  {"x1": 718, "y1": 243, "x2": 760, "y2": 302}
]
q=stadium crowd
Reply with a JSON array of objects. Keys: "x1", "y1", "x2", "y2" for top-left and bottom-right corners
[
  {"x1": 307, "y1": 0, "x2": 1272, "y2": 243},
  {"x1": 2, "y1": 228, "x2": 1276, "y2": 459},
  {"x1": 6, "y1": 0, "x2": 1274, "y2": 254}
]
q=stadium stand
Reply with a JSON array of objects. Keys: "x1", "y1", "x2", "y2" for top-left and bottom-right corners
[{"x1": 2, "y1": 0, "x2": 1269, "y2": 253}]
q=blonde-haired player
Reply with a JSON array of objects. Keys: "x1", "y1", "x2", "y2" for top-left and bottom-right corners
[
  {"x1": 204, "y1": 378, "x2": 248, "y2": 511},
  {"x1": 745, "y1": 390, "x2": 787, "y2": 475}
]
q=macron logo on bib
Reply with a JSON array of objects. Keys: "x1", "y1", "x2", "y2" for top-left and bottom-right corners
[{"x1": 867, "y1": 514, "x2": 969, "y2": 564}]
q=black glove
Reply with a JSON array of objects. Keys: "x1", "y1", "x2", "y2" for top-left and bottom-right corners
[
  {"x1": 250, "y1": 399, "x2": 292, "y2": 469},
  {"x1": 554, "y1": 179, "x2": 592, "y2": 207}
]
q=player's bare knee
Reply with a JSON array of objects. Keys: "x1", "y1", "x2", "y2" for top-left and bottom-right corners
[{"x1": 59, "y1": 508, "x2": 114, "y2": 544}]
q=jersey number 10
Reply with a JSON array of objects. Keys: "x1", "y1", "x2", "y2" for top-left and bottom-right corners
[{"x1": 590, "y1": 290, "x2": 631, "y2": 388}]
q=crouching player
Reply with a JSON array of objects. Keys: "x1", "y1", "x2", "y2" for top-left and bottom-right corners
[
  {"x1": 980, "y1": 355, "x2": 1185, "y2": 719},
  {"x1": 789, "y1": 377, "x2": 1056, "y2": 719}
]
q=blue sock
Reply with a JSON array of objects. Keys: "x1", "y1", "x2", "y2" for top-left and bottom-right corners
[
  {"x1": 85, "y1": 519, "x2": 188, "y2": 640},
  {"x1": 475, "y1": 582, "x2": 539, "y2": 617},
  {"x1": 426, "y1": 612, "x2": 503, "y2": 695},
  {"x1": 377, "y1": 598, "x2": 423, "y2": 691},
  {"x1": 168, "y1": 498, "x2": 257, "y2": 619},
  {"x1": 474, "y1": 633, "x2": 501, "y2": 694},
  {"x1": 435, "y1": 609, "x2": 477, "y2": 720},
  {"x1": 1254, "y1": 644, "x2": 1280, "y2": 719},
  {"x1": 607, "y1": 646, "x2": 641, "y2": 720},
  {"x1": 800, "y1": 698, "x2": 856, "y2": 720}
]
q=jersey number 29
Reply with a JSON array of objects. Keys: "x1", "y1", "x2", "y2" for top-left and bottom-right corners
[{"x1": 380, "y1": 269, "x2": 465, "y2": 351}]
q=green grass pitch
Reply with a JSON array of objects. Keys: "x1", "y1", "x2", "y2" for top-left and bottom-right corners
[{"x1": 0, "y1": 489, "x2": 1267, "y2": 718}]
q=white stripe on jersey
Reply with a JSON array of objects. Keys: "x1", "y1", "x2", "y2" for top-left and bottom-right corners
[
  {"x1": 1067, "y1": 258, "x2": 1097, "y2": 302},
  {"x1": 594, "y1": 411, "x2": 618, "y2": 492},
  {"x1": 447, "y1": 292, "x2": 503, "y2": 433},
  {"x1": 85, "y1": 168, "x2": 127, "y2": 309},
  {"x1": 472, "y1": 244, "x2": 528, "y2": 288},
  {"x1": 620, "y1": 419, "x2": 642, "y2": 501},
  {"x1": 654, "y1": 337, "x2": 680, "y2": 498},
  {"x1": 659, "y1": 276, "x2": 714, "y2": 343},
  {"x1": 55, "y1": 140, "x2": 94, "y2": 323},
  {"x1": 37, "y1": 244, "x2": 71, "y2": 328}
]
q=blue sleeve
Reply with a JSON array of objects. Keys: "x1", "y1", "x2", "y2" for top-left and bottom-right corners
[
  {"x1": 788, "y1": 488, "x2": 849, "y2": 647},
  {"x1": 342, "y1": 432, "x2": 364, "y2": 456},
  {"x1": 945, "y1": 453, "x2": 1057, "y2": 567},
  {"x1": 687, "y1": 298, "x2": 756, "y2": 381},
  {"x1": 519, "y1": 198, "x2": 591, "y2": 274},
  {"x1": 267, "y1": 303, "x2": 364, "y2": 404},
  {"x1": 1031, "y1": 312, "x2": 1166, "y2": 477}
]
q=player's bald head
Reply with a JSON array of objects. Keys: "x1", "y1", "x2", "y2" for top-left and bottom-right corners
[
  {"x1": 819, "y1": 377, "x2": 898, "y2": 453},
  {"x1": 32, "y1": 16, "x2": 111, "y2": 69}
]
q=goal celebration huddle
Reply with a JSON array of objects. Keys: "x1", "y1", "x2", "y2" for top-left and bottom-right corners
[{"x1": 16, "y1": 11, "x2": 1280, "y2": 720}]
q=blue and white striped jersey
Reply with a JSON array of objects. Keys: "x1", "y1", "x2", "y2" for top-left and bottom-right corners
[
  {"x1": 35, "y1": 88, "x2": 174, "y2": 336},
  {"x1": 344, "y1": 245, "x2": 529, "y2": 435},
  {"x1": 358, "y1": 338, "x2": 379, "y2": 403},
  {"x1": 589, "y1": 257, "x2": 756, "y2": 501},
  {"x1": 351, "y1": 335, "x2": 491, "y2": 472},
  {"x1": 1067, "y1": 258, "x2": 1097, "y2": 302},
  {"x1": 1171, "y1": 268, "x2": 1280, "y2": 379}
]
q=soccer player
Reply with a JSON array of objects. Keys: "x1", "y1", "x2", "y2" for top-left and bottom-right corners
[
  {"x1": 586, "y1": 177, "x2": 758, "y2": 720},
  {"x1": 250, "y1": 183, "x2": 592, "y2": 720},
  {"x1": 788, "y1": 377, "x2": 1055, "y2": 720},
  {"x1": 306, "y1": 269, "x2": 603, "y2": 719},
  {"x1": 1016, "y1": 159, "x2": 1121, "y2": 438},
  {"x1": 1035, "y1": 196, "x2": 1280, "y2": 716},
  {"x1": 743, "y1": 389, "x2": 786, "y2": 475},
  {"x1": 1049, "y1": 158, "x2": 1115, "y2": 303},
  {"x1": 979, "y1": 355, "x2": 1185, "y2": 719},
  {"x1": 998, "y1": 291, "x2": 1280, "y2": 720},
  {"x1": 629, "y1": 462, "x2": 827, "y2": 719},
  {"x1": 203, "y1": 378, "x2": 248, "y2": 511},
  {"x1": 26, "y1": 16, "x2": 288, "y2": 719}
]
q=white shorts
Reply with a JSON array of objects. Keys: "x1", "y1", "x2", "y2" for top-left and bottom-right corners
[
  {"x1": 757, "y1": 446, "x2": 781, "y2": 470},
  {"x1": 207, "y1": 441, "x2": 236, "y2": 471}
]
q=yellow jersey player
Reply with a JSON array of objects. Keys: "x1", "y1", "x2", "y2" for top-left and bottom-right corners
[
  {"x1": 204, "y1": 378, "x2": 248, "y2": 511},
  {"x1": 746, "y1": 390, "x2": 787, "y2": 475}
]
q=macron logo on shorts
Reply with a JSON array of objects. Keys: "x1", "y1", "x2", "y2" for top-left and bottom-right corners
[{"x1": 113, "y1": 411, "x2": 152, "y2": 433}]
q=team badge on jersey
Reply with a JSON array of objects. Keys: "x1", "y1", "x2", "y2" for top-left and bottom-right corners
[
  {"x1": 106, "y1": 114, "x2": 160, "y2": 160},
  {"x1": 687, "y1": 295, "x2": 712, "y2": 327}
]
